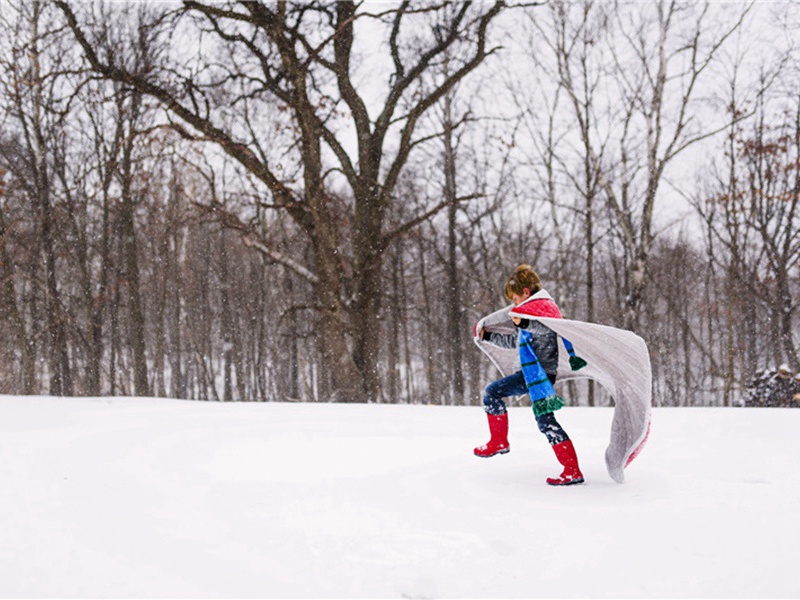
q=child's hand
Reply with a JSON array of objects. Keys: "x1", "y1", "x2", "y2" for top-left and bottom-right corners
[{"x1": 511, "y1": 316, "x2": 521, "y2": 326}]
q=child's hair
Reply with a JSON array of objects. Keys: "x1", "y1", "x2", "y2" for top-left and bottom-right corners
[{"x1": 504, "y1": 264, "x2": 541, "y2": 300}]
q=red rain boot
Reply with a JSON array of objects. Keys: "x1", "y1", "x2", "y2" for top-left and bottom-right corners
[
  {"x1": 474, "y1": 413, "x2": 510, "y2": 457},
  {"x1": 546, "y1": 440, "x2": 584, "y2": 485}
]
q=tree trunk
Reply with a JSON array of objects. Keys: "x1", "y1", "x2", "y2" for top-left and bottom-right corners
[
  {"x1": 0, "y1": 204, "x2": 36, "y2": 393},
  {"x1": 88, "y1": 184, "x2": 113, "y2": 396},
  {"x1": 118, "y1": 90, "x2": 149, "y2": 396},
  {"x1": 387, "y1": 243, "x2": 402, "y2": 403},
  {"x1": 284, "y1": 268, "x2": 300, "y2": 400},
  {"x1": 29, "y1": 1, "x2": 72, "y2": 396},
  {"x1": 443, "y1": 93, "x2": 465, "y2": 405},
  {"x1": 109, "y1": 263, "x2": 121, "y2": 396},
  {"x1": 624, "y1": 253, "x2": 648, "y2": 331},
  {"x1": 417, "y1": 236, "x2": 438, "y2": 403},
  {"x1": 219, "y1": 230, "x2": 235, "y2": 401},
  {"x1": 311, "y1": 233, "x2": 363, "y2": 402},
  {"x1": 168, "y1": 216, "x2": 186, "y2": 399}
]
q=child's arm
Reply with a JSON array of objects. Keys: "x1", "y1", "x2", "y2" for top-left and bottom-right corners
[{"x1": 480, "y1": 328, "x2": 518, "y2": 349}]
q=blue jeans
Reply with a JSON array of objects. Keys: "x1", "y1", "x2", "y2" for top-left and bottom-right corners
[{"x1": 482, "y1": 370, "x2": 569, "y2": 445}]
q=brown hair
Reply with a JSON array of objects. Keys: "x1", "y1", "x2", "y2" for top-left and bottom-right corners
[{"x1": 504, "y1": 264, "x2": 541, "y2": 300}]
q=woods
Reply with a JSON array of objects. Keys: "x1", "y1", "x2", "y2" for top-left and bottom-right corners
[{"x1": 0, "y1": 0, "x2": 798, "y2": 407}]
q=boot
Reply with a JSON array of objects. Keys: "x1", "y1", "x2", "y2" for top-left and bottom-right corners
[
  {"x1": 546, "y1": 440, "x2": 584, "y2": 485},
  {"x1": 474, "y1": 413, "x2": 510, "y2": 457}
]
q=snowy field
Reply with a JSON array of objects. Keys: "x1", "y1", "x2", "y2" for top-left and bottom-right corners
[{"x1": 0, "y1": 395, "x2": 798, "y2": 599}]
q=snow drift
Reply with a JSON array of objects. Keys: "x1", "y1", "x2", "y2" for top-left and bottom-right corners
[{"x1": 1, "y1": 396, "x2": 798, "y2": 598}]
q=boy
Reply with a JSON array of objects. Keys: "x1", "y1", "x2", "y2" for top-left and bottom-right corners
[{"x1": 474, "y1": 264, "x2": 584, "y2": 486}]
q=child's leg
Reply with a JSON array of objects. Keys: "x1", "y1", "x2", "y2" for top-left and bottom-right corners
[
  {"x1": 532, "y1": 374, "x2": 570, "y2": 444},
  {"x1": 475, "y1": 371, "x2": 527, "y2": 457},
  {"x1": 482, "y1": 371, "x2": 527, "y2": 415},
  {"x1": 534, "y1": 412, "x2": 570, "y2": 445},
  {"x1": 536, "y1": 411, "x2": 584, "y2": 485}
]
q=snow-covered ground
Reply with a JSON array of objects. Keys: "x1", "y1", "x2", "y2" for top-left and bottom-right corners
[{"x1": 1, "y1": 395, "x2": 798, "y2": 598}]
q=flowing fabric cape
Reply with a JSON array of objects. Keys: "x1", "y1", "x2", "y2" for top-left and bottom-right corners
[{"x1": 474, "y1": 300, "x2": 652, "y2": 483}]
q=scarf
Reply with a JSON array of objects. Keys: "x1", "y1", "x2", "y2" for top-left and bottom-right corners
[{"x1": 519, "y1": 328, "x2": 567, "y2": 417}]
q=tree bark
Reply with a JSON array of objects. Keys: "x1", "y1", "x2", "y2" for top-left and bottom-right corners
[
  {"x1": 0, "y1": 202, "x2": 36, "y2": 393},
  {"x1": 118, "y1": 89, "x2": 150, "y2": 396},
  {"x1": 443, "y1": 92, "x2": 465, "y2": 404},
  {"x1": 28, "y1": 1, "x2": 72, "y2": 396}
]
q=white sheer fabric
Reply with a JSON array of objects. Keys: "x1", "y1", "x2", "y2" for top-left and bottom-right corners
[{"x1": 475, "y1": 306, "x2": 652, "y2": 483}]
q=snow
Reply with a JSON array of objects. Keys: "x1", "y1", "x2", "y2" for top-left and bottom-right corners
[{"x1": 1, "y1": 395, "x2": 798, "y2": 598}]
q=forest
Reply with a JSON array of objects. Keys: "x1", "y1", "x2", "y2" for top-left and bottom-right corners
[{"x1": 0, "y1": 0, "x2": 798, "y2": 408}]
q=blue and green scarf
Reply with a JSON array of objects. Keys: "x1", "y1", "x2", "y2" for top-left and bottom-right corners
[{"x1": 519, "y1": 331, "x2": 587, "y2": 417}]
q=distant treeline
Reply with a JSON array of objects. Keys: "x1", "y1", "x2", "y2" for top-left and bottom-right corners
[{"x1": 0, "y1": 1, "x2": 798, "y2": 406}]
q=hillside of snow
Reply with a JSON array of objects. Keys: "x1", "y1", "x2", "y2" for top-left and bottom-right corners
[{"x1": 1, "y1": 395, "x2": 798, "y2": 598}]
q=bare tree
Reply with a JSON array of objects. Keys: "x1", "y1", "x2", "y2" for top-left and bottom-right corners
[
  {"x1": 56, "y1": 0, "x2": 506, "y2": 403},
  {"x1": 706, "y1": 88, "x2": 800, "y2": 371},
  {"x1": 0, "y1": 167, "x2": 36, "y2": 393},
  {"x1": 597, "y1": 0, "x2": 748, "y2": 329},
  {"x1": 525, "y1": 0, "x2": 613, "y2": 404},
  {"x1": 1, "y1": 1, "x2": 74, "y2": 395}
]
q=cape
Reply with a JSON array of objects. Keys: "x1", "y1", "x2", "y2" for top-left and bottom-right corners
[{"x1": 474, "y1": 291, "x2": 652, "y2": 483}]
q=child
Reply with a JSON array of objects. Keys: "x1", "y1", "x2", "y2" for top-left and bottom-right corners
[{"x1": 474, "y1": 264, "x2": 584, "y2": 486}]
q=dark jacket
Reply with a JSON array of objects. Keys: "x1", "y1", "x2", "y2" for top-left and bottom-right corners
[{"x1": 483, "y1": 320, "x2": 559, "y2": 379}]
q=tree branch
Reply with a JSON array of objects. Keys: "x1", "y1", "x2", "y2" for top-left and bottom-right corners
[
  {"x1": 380, "y1": 193, "x2": 483, "y2": 253},
  {"x1": 196, "y1": 199, "x2": 319, "y2": 284},
  {"x1": 55, "y1": 1, "x2": 304, "y2": 218}
]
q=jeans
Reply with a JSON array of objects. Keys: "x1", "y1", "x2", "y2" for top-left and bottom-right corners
[{"x1": 482, "y1": 370, "x2": 569, "y2": 445}]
